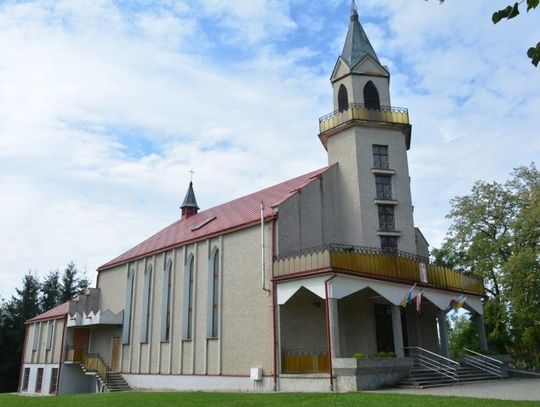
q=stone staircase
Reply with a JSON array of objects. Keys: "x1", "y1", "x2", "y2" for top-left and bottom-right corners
[
  {"x1": 399, "y1": 347, "x2": 504, "y2": 389},
  {"x1": 105, "y1": 372, "x2": 132, "y2": 392},
  {"x1": 399, "y1": 365, "x2": 501, "y2": 388}
]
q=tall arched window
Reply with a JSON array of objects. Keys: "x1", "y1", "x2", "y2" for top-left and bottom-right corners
[
  {"x1": 183, "y1": 255, "x2": 195, "y2": 340},
  {"x1": 141, "y1": 262, "x2": 152, "y2": 343},
  {"x1": 363, "y1": 81, "x2": 380, "y2": 110},
  {"x1": 208, "y1": 249, "x2": 220, "y2": 338},
  {"x1": 338, "y1": 84, "x2": 348, "y2": 112},
  {"x1": 122, "y1": 266, "x2": 135, "y2": 344},
  {"x1": 160, "y1": 258, "x2": 172, "y2": 341}
]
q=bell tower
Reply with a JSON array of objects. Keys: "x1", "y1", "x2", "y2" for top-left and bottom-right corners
[{"x1": 319, "y1": 2, "x2": 417, "y2": 254}]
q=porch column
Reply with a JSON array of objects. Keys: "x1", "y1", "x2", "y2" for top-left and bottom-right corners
[
  {"x1": 328, "y1": 298, "x2": 341, "y2": 358},
  {"x1": 438, "y1": 309, "x2": 450, "y2": 358},
  {"x1": 475, "y1": 313, "x2": 489, "y2": 352},
  {"x1": 391, "y1": 305, "x2": 405, "y2": 357}
]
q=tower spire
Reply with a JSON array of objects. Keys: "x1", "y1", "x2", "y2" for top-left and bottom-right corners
[
  {"x1": 180, "y1": 180, "x2": 199, "y2": 220},
  {"x1": 341, "y1": 0, "x2": 379, "y2": 66}
]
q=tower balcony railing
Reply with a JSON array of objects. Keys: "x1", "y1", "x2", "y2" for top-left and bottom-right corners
[
  {"x1": 319, "y1": 103, "x2": 409, "y2": 134},
  {"x1": 273, "y1": 243, "x2": 484, "y2": 296}
]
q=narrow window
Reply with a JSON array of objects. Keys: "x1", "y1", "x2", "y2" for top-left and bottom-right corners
[
  {"x1": 372, "y1": 145, "x2": 389, "y2": 169},
  {"x1": 32, "y1": 323, "x2": 40, "y2": 351},
  {"x1": 22, "y1": 368, "x2": 30, "y2": 391},
  {"x1": 35, "y1": 367, "x2": 43, "y2": 393},
  {"x1": 140, "y1": 263, "x2": 153, "y2": 343},
  {"x1": 121, "y1": 266, "x2": 135, "y2": 344},
  {"x1": 380, "y1": 236, "x2": 398, "y2": 253},
  {"x1": 364, "y1": 80, "x2": 380, "y2": 110},
  {"x1": 378, "y1": 205, "x2": 395, "y2": 231},
  {"x1": 46, "y1": 321, "x2": 54, "y2": 350},
  {"x1": 375, "y1": 175, "x2": 392, "y2": 200},
  {"x1": 49, "y1": 368, "x2": 58, "y2": 394},
  {"x1": 161, "y1": 259, "x2": 173, "y2": 342},
  {"x1": 338, "y1": 84, "x2": 348, "y2": 112},
  {"x1": 183, "y1": 256, "x2": 195, "y2": 340},
  {"x1": 208, "y1": 249, "x2": 220, "y2": 338}
]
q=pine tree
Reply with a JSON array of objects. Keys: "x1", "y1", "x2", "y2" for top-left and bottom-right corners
[
  {"x1": 40, "y1": 270, "x2": 61, "y2": 312},
  {"x1": 59, "y1": 262, "x2": 90, "y2": 303}
]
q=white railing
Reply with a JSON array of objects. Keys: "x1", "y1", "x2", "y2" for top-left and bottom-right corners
[
  {"x1": 462, "y1": 348, "x2": 504, "y2": 378},
  {"x1": 404, "y1": 346, "x2": 459, "y2": 382}
]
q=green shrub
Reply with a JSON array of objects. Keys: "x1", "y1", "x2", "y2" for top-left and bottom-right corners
[{"x1": 352, "y1": 351, "x2": 396, "y2": 359}]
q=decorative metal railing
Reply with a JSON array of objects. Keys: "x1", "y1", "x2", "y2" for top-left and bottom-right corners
[
  {"x1": 273, "y1": 243, "x2": 484, "y2": 295},
  {"x1": 65, "y1": 345, "x2": 110, "y2": 385},
  {"x1": 281, "y1": 349, "x2": 329, "y2": 374},
  {"x1": 319, "y1": 103, "x2": 409, "y2": 133}
]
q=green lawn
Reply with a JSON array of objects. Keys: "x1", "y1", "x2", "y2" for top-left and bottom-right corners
[{"x1": 0, "y1": 392, "x2": 538, "y2": 407}]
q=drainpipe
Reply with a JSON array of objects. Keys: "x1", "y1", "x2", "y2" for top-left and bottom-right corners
[
  {"x1": 56, "y1": 315, "x2": 68, "y2": 395},
  {"x1": 261, "y1": 202, "x2": 270, "y2": 294},
  {"x1": 324, "y1": 273, "x2": 338, "y2": 392},
  {"x1": 18, "y1": 324, "x2": 29, "y2": 392},
  {"x1": 271, "y1": 217, "x2": 278, "y2": 391}
]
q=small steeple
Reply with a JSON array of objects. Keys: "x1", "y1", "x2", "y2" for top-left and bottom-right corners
[
  {"x1": 180, "y1": 181, "x2": 199, "y2": 220},
  {"x1": 341, "y1": 0, "x2": 380, "y2": 67}
]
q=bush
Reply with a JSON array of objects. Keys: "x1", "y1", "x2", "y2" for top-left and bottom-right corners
[{"x1": 352, "y1": 352, "x2": 396, "y2": 359}]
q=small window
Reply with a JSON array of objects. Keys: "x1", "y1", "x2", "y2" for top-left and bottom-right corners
[
  {"x1": 35, "y1": 368, "x2": 44, "y2": 393},
  {"x1": 46, "y1": 321, "x2": 54, "y2": 350},
  {"x1": 22, "y1": 367, "x2": 30, "y2": 391},
  {"x1": 380, "y1": 236, "x2": 398, "y2": 252},
  {"x1": 378, "y1": 205, "x2": 395, "y2": 231},
  {"x1": 373, "y1": 145, "x2": 389, "y2": 169},
  {"x1": 338, "y1": 84, "x2": 348, "y2": 112},
  {"x1": 49, "y1": 368, "x2": 58, "y2": 394},
  {"x1": 208, "y1": 249, "x2": 220, "y2": 338},
  {"x1": 32, "y1": 323, "x2": 40, "y2": 351},
  {"x1": 375, "y1": 175, "x2": 392, "y2": 200},
  {"x1": 141, "y1": 263, "x2": 153, "y2": 343},
  {"x1": 183, "y1": 255, "x2": 195, "y2": 340},
  {"x1": 364, "y1": 80, "x2": 380, "y2": 110}
]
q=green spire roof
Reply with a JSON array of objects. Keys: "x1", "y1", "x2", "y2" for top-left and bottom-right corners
[{"x1": 341, "y1": 1, "x2": 380, "y2": 67}]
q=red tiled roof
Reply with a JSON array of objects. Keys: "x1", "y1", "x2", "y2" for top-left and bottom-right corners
[
  {"x1": 26, "y1": 302, "x2": 69, "y2": 324},
  {"x1": 98, "y1": 166, "x2": 332, "y2": 271}
]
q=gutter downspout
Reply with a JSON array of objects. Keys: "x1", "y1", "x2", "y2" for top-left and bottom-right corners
[
  {"x1": 18, "y1": 324, "x2": 29, "y2": 392},
  {"x1": 261, "y1": 202, "x2": 270, "y2": 294},
  {"x1": 56, "y1": 315, "x2": 68, "y2": 395},
  {"x1": 324, "y1": 273, "x2": 338, "y2": 392},
  {"x1": 271, "y1": 217, "x2": 278, "y2": 391}
]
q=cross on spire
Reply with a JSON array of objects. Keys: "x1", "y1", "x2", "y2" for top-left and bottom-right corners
[{"x1": 189, "y1": 169, "x2": 195, "y2": 182}]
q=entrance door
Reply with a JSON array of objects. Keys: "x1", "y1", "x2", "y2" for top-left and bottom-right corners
[
  {"x1": 374, "y1": 304, "x2": 394, "y2": 353},
  {"x1": 73, "y1": 328, "x2": 90, "y2": 351},
  {"x1": 111, "y1": 337, "x2": 121, "y2": 372}
]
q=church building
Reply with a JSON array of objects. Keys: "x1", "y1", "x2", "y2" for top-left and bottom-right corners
[{"x1": 19, "y1": 4, "x2": 488, "y2": 395}]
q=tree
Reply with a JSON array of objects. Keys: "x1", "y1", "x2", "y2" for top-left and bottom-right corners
[
  {"x1": 436, "y1": 163, "x2": 540, "y2": 364},
  {"x1": 430, "y1": 0, "x2": 540, "y2": 66},
  {"x1": 40, "y1": 270, "x2": 61, "y2": 312},
  {"x1": 0, "y1": 272, "x2": 41, "y2": 392},
  {"x1": 59, "y1": 262, "x2": 90, "y2": 303}
]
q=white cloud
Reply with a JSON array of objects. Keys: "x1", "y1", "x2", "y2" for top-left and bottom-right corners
[{"x1": 0, "y1": 0, "x2": 539, "y2": 299}]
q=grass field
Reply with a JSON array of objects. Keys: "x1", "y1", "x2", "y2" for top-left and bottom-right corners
[{"x1": 0, "y1": 392, "x2": 538, "y2": 407}]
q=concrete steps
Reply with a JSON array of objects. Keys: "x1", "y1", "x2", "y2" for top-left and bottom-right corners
[
  {"x1": 105, "y1": 372, "x2": 132, "y2": 392},
  {"x1": 398, "y1": 365, "x2": 501, "y2": 389}
]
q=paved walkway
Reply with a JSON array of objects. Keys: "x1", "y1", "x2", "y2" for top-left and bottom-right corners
[{"x1": 371, "y1": 378, "x2": 540, "y2": 401}]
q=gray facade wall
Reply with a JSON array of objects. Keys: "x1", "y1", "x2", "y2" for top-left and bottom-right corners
[{"x1": 94, "y1": 223, "x2": 273, "y2": 379}]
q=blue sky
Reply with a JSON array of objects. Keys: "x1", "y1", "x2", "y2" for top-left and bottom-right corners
[{"x1": 0, "y1": 0, "x2": 539, "y2": 299}]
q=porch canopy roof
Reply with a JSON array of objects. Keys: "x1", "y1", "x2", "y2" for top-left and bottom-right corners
[{"x1": 276, "y1": 274, "x2": 484, "y2": 315}]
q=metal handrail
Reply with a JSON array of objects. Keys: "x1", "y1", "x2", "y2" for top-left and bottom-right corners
[
  {"x1": 404, "y1": 346, "x2": 459, "y2": 381},
  {"x1": 463, "y1": 348, "x2": 503, "y2": 365},
  {"x1": 462, "y1": 348, "x2": 503, "y2": 378}
]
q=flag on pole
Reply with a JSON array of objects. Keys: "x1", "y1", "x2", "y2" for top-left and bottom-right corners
[
  {"x1": 414, "y1": 291, "x2": 423, "y2": 314},
  {"x1": 449, "y1": 294, "x2": 467, "y2": 312},
  {"x1": 400, "y1": 283, "x2": 417, "y2": 308}
]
